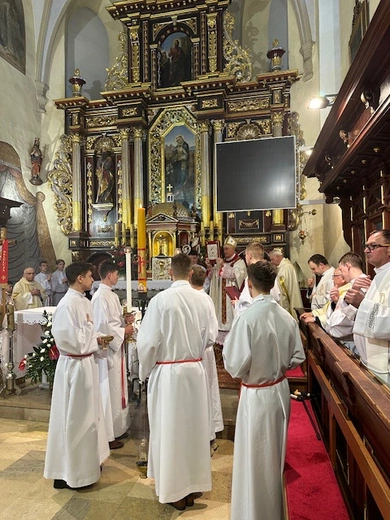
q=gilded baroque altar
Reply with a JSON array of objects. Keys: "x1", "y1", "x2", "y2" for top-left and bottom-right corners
[{"x1": 49, "y1": 0, "x2": 300, "y2": 267}]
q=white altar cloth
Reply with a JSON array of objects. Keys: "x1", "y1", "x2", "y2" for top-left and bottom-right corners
[{"x1": 3, "y1": 307, "x2": 57, "y2": 378}]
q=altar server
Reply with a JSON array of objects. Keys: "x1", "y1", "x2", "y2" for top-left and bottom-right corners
[
  {"x1": 92, "y1": 260, "x2": 134, "y2": 447},
  {"x1": 51, "y1": 259, "x2": 69, "y2": 305},
  {"x1": 44, "y1": 262, "x2": 109, "y2": 489},
  {"x1": 137, "y1": 253, "x2": 214, "y2": 511},
  {"x1": 223, "y1": 261, "x2": 305, "y2": 520},
  {"x1": 190, "y1": 264, "x2": 223, "y2": 445}
]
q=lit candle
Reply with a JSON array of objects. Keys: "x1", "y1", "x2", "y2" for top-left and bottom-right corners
[
  {"x1": 209, "y1": 221, "x2": 214, "y2": 238},
  {"x1": 124, "y1": 247, "x2": 132, "y2": 309},
  {"x1": 137, "y1": 207, "x2": 147, "y2": 292}
]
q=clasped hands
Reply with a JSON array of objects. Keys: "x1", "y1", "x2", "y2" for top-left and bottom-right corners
[{"x1": 344, "y1": 276, "x2": 371, "y2": 308}]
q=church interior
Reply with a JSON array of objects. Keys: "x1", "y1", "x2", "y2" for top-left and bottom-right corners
[{"x1": 0, "y1": 0, "x2": 389, "y2": 518}]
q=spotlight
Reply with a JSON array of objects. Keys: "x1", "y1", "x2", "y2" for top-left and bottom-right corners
[{"x1": 308, "y1": 94, "x2": 337, "y2": 109}]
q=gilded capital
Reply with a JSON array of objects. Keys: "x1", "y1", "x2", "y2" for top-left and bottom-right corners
[{"x1": 120, "y1": 128, "x2": 131, "y2": 141}]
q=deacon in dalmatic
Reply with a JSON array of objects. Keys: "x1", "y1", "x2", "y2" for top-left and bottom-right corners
[
  {"x1": 44, "y1": 262, "x2": 109, "y2": 489},
  {"x1": 223, "y1": 261, "x2": 305, "y2": 520},
  {"x1": 137, "y1": 253, "x2": 214, "y2": 511},
  {"x1": 92, "y1": 260, "x2": 134, "y2": 447}
]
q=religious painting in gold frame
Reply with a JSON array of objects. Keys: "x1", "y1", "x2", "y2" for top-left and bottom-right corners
[{"x1": 148, "y1": 107, "x2": 202, "y2": 212}]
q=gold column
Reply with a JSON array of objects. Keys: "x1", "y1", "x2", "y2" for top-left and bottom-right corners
[
  {"x1": 271, "y1": 112, "x2": 284, "y2": 137},
  {"x1": 71, "y1": 133, "x2": 82, "y2": 232},
  {"x1": 129, "y1": 26, "x2": 141, "y2": 83},
  {"x1": 206, "y1": 13, "x2": 218, "y2": 74},
  {"x1": 200, "y1": 121, "x2": 210, "y2": 229},
  {"x1": 121, "y1": 129, "x2": 132, "y2": 230},
  {"x1": 133, "y1": 127, "x2": 144, "y2": 228},
  {"x1": 212, "y1": 120, "x2": 224, "y2": 242}
]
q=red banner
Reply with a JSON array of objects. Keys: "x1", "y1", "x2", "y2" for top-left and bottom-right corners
[{"x1": 0, "y1": 239, "x2": 8, "y2": 284}]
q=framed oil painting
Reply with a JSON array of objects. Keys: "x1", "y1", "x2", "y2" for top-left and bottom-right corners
[
  {"x1": 157, "y1": 32, "x2": 192, "y2": 88},
  {"x1": 164, "y1": 125, "x2": 196, "y2": 209},
  {"x1": 0, "y1": 0, "x2": 26, "y2": 73},
  {"x1": 148, "y1": 107, "x2": 202, "y2": 212}
]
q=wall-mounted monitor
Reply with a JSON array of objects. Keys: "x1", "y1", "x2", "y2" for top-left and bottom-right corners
[{"x1": 216, "y1": 135, "x2": 296, "y2": 212}]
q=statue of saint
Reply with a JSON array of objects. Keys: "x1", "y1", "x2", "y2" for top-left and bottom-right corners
[
  {"x1": 95, "y1": 147, "x2": 114, "y2": 204},
  {"x1": 30, "y1": 138, "x2": 43, "y2": 185}
]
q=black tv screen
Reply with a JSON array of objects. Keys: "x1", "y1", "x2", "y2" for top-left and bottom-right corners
[{"x1": 216, "y1": 136, "x2": 296, "y2": 212}]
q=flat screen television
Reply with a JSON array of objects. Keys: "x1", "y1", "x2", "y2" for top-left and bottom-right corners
[{"x1": 216, "y1": 135, "x2": 296, "y2": 212}]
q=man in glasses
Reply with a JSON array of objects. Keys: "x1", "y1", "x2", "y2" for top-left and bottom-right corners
[
  {"x1": 12, "y1": 267, "x2": 47, "y2": 311},
  {"x1": 345, "y1": 230, "x2": 390, "y2": 373}
]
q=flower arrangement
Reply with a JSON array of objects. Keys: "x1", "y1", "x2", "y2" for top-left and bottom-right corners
[
  {"x1": 110, "y1": 245, "x2": 126, "y2": 276},
  {"x1": 18, "y1": 310, "x2": 59, "y2": 385}
]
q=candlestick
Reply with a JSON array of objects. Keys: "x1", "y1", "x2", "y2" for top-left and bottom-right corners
[
  {"x1": 209, "y1": 221, "x2": 214, "y2": 238},
  {"x1": 124, "y1": 246, "x2": 132, "y2": 308},
  {"x1": 122, "y1": 223, "x2": 126, "y2": 245},
  {"x1": 137, "y1": 207, "x2": 147, "y2": 293},
  {"x1": 114, "y1": 223, "x2": 119, "y2": 247}
]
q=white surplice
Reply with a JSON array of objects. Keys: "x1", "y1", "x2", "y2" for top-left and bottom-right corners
[
  {"x1": 353, "y1": 262, "x2": 390, "y2": 373},
  {"x1": 92, "y1": 283, "x2": 130, "y2": 438},
  {"x1": 34, "y1": 272, "x2": 52, "y2": 306},
  {"x1": 223, "y1": 295, "x2": 305, "y2": 520},
  {"x1": 51, "y1": 269, "x2": 69, "y2": 305},
  {"x1": 199, "y1": 288, "x2": 223, "y2": 439},
  {"x1": 235, "y1": 276, "x2": 252, "y2": 316},
  {"x1": 310, "y1": 266, "x2": 335, "y2": 310},
  {"x1": 44, "y1": 289, "x2": 110, "y2": 488},
  {"x1": 137, "y1": 280, "x2": 214, "y2": 504}
]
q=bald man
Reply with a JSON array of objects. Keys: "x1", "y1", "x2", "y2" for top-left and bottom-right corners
[{"x1": 12, "y1": 267, "x2": 47, "y2": 311}]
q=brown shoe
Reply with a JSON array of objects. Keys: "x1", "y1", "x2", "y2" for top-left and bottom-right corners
[
  {"x1": 109, "y1": 439, "x2": 124, "y2": 450},
  {"x1": 169, "y1": 498, "x2": 187, "y2": 510},
  {"x1": 186, "y1": 494, "x2": 194, "y2": 506}
]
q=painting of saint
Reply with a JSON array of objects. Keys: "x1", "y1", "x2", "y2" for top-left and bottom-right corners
[
  {"x1": 95, "y1": 148, "x2": 115, "y2": 204},
  {"x1": 158, "y1": 32, "x2": 191, "y2": 88},
  {"x1": 164, "y1": 126, "x2": 196, "y2": 209},
  {"x1": 0, "y1": 0, "x2": 25, "y2": 73}
]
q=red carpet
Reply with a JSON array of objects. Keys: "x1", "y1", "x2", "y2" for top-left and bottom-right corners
[
  {"x1": 286, "y1": 365, "x2": 305, "y2": 378},
  {"x1": 285, "y1": 400, "x2": 349, "y2": 520}
]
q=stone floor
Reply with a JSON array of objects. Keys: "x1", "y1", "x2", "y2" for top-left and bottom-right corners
[{"x1": 0, "y1": 384, "x2": 238, "y2": 520}]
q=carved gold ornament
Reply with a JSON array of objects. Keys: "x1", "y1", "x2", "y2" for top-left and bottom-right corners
[
  {"x1": 47, "y1": 135, "x2": 73, "y2": 235},
  {"x1": 223, "y1": 11, "x2": 252, "y2": 82},
  {"x1": 105, "y1": 31, "x2": 129, "y2": 91}
]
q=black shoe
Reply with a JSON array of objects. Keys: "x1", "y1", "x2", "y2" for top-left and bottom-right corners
[
  {"x1": 53, "y1": 479, "x2": 71, "y2": 489},
  {"x1": 169, "y1": 498, "x2": 187, "y2": 511},
  {"x1": 109, "y1": 439, "x2": 124, "y2": 449}
]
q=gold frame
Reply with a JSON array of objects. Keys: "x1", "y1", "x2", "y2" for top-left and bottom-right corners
[{"x1": 148, "y1": 106, "x2": 202, "y2": 209}]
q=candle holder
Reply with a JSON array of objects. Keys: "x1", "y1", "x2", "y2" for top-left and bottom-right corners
[{"x1": 136, "y1": 437, "x2": 148, "y2": 478}]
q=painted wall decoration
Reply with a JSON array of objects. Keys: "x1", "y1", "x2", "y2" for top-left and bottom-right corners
[{"x1": 0, "y1": 0, "x2": 26, "y2": 73}]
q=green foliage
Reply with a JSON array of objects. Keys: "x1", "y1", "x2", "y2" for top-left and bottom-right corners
[{"x1": 18, "y1": 310, "x2": 59, "y2": 385}]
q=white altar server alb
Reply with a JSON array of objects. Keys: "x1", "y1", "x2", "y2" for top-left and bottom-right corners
[
  {"x1": 92, "y1": 260, "x2": 134, "y2": 443},
  {"x1": 44, "y1": 262, "x2": 110, "y2": 489},
  {"x1": 223, "y1": 261, "x2": 305, "y2": 520},
  {"x1": 137, "y1": 254, "x2": 214, "y2": 511}
]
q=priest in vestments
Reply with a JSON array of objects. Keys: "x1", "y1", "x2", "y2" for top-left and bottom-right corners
[
  {"x1": 208, "y1": 236, "x2": 246, "y2": 344},
  {"x1": 269, "y1": 248, "x2": 303, "y2": 319},
  {"x1": 92, "y1": 260, "x2": 134, "y2": 446},
  {"x1": 12, "y1": 267, "x2": 46, "y2": 310},
  {"x1": 137, "y1": 253, "x2": 214, "y2": 511},
  {"x1": 44, "y1": 262, "x2": 109, "y2": 489},
  {"x1": 223, "y1": 261, "x2": 305, "y2": 520}
]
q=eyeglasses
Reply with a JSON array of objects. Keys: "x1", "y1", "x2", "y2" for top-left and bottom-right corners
[
  {"x1": 332, "y1": 274, "x2": 344, "y2": 279},
  {"x1": 364, "y1": 243, "x2": 390, "y2": 252}
]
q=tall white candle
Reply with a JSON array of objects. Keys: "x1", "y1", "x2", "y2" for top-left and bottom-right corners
[{"x1": 125, "y1": 246, "x2": 132, "y2": 309}]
